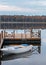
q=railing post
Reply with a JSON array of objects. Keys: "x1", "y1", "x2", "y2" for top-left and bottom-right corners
[
  {"x1": 31, "y1": 29, "x2": 33, "y2": 38},
  {"x1": 0, "y1": 33, "x2": 1, "y2": 48},
  {"x1": 21, "y1": 29, "x2": 22, "y2": 39},
  {"x1": 13, "y1": 30, "x2": 15, "y2": 38},
  {"x1": 38, "y1": 30, "x2": 41, "y2": 38},
  {"x1": 1, "y1": 31, "x2": 3, "y2": 39},
  {"x1": 4, "y1": 30, "x2": 5, "y2": 39},
  {"x1": 24, "y1": 29, "x2": 26, "y2": 39}
]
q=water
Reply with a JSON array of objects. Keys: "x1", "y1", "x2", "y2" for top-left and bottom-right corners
[{"x1": 0, "y1": 29, "x2": 46, "y2": 65}]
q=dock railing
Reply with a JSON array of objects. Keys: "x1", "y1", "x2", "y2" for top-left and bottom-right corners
[{"x1": 3, "y1": 29, "x2": 41, "y2": 39}]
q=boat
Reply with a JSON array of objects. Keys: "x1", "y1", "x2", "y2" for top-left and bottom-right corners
[{"x1": 0, "y1": 45, "x2": 33, "y2": 54}]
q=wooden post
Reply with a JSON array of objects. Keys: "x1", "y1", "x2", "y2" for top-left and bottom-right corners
[
  {"x1": 0, "y1": 33, "x2": 1, "y2": 48},
  {"x1": 21, "y1": 29, "x2": 22, "y2": 39},
  {"x1": 15, "y1": 29, "x2": 16, "y2": 36},
  {"x1": 3, "y1": 30, "x2": 4, "y2": 39},
  {"x1": 1, "y1": 31, "x2": 3, "y2": 39},
  {"x1": 13, "y1": 30, "x2": 15, "y2": 38},
  {"x1": 38, "y1": 30, "x2": 41, "y2": 38},
  {"x1": 29, "y1": 29, "x2": 31, "y2": 38},
  {"x1": 4, "y1": 30, "x2": 5, "y2": 39},
  {"x1": 30, "y1": 29, "x2": 33, "y2": 38},
  {"x1": 16, "y1": 29, "x2": 18, "y2": 39},
  {"x1": 0, "y1": 30, "x2": 4, "y2": 48},
  {"x1": 15, "y1": 29, "x2": 16, "y2": 39},
  {"x1": 24, "y1": 29, "x2": 26, "y2": 39}
]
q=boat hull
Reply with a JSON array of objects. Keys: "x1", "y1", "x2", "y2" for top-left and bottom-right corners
[{"x1": 1, "y1": 45, "x2": 33, "y2": 54}]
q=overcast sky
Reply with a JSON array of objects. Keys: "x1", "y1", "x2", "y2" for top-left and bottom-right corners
[{"x1": 0, "y1": 0, "x2": 46, "y2": 15}]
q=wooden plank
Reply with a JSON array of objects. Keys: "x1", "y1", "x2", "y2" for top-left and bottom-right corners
[{"x1": 4, "y1": 37, "x2": 41, "y2": 40}]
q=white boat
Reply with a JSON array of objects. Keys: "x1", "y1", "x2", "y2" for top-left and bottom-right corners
[{"x1": 0, "y1": 45, "x2": 33, "y2": 54}]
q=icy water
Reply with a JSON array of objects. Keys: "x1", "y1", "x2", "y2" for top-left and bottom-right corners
[{"x1": 0, "y1": 29, "x2": 46, "y2": 65}]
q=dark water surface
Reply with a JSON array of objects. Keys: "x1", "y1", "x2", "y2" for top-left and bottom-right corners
[{"x1": 0, "y1": 29, "x2": 46, "y2": 65}]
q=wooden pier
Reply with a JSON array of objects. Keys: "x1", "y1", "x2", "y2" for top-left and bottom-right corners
[
  {"x1": 0, "y1": 29, "x2": 41, "y2": 48},
  {"x1": 0, "y1": 15, "x2": 43, "y2": 48}
]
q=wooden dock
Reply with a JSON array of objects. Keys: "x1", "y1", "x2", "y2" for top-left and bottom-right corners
[
  {"x1": 0, "y1": 29, "x2": 41, "y2": 48},
  {"x1": 3, "y1": 38, "x2": 41, "y2": 46}
]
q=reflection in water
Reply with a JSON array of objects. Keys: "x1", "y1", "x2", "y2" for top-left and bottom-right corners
[
  {"x1": 38, "y1": 46, "x2": 41, "y2": 54},
  {"x1": 0, "y1": 61, "x2": 1, "y2": 65},
  {"x1": 0, "y1": 45, "x2": 41, "y2": 65},
  {"x1": 0, "y1": 51, "x2": 3, "y2": 65}
]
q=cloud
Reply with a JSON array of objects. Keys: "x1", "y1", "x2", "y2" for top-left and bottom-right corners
[
  {"x1": 25, "y1": 1, "x2": 46, "y2": 6},
  {"x1": 0, "y1": 3, "x2": 46, "y2": 15},
  {"x1": 0, "y1": 4, "x2": 21, "y2": 11},
  {"x1": 0, "y1": 4, "x2": 36, "y2": 13},
  {"x1": 38, "y1": 1, "x2": 46, "y2": 6}
]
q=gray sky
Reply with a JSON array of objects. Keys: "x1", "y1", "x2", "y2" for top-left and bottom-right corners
[{"x1": 0, "y1": 0, "x2": 46, "y2": 15}]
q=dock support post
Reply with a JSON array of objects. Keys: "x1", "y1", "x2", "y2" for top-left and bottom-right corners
[
  {"x1": 38, "y1": 30, "x2": 41, "y2": 38},
  {"x1": 0, "y1": 33, "x2": 1, "y2": 48},
  {"x1": 30, "y1": 29, "x2": 33, "y2": 38},
  {"x1": 24, "y1": 29, "x2": 26, "y2": 39},
  {"x1": 0, "y1": 30, "x2": 4, "y2": 48},
  {"x1": 13, "y1": 30, "x2": 15, "y2": 38},
  {"x1": 3, "y1": 30, "x2": 4, "y2": 39},
  {"x1": 21, "y1": 29, "x2": 23, "y2": 39},
  {"x1": 4, "y1": 30, "x2": 5, "y2": 39},
  {"x1": 1, "y1": 31, "x2": 3, "y2": 39}
]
